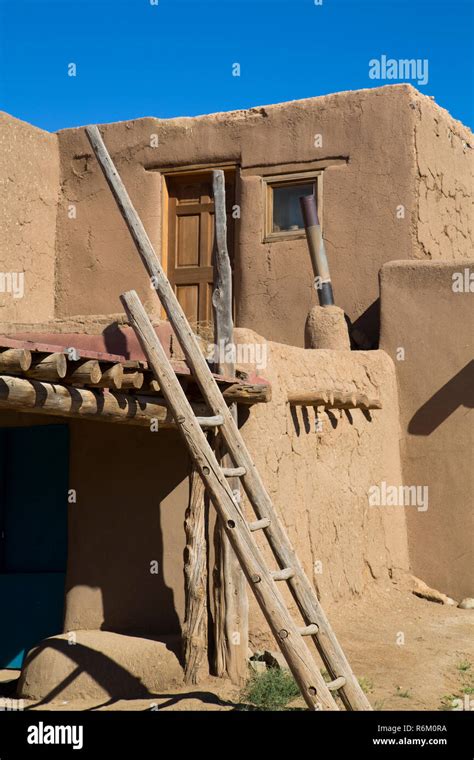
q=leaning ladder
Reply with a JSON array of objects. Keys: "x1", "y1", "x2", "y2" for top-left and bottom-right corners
[{"x1": 86, "y1": 125, "x2": 372, "y2": 712}]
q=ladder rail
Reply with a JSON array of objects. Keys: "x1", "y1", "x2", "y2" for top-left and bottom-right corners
[
  {"x1": 122, "y1": 289, "x2": 337, "y2": 712},
  {"x1": 86, "y1": 125, "x2": 372, "y2": 711}
]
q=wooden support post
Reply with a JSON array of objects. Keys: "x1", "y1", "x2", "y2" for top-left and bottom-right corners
[
  {"x1": 25, "y1": 352, "x2": 67, "y2": 381},
  {"x1": 121, "y1": 370, "x2": 144, "y2": 390},
  {"x1": 183, "y1": 466, "x2": 209, "y2": 684},
  {"x1": 211, "y1": 169, "x2": 248, "y2": 685},
  {"x1": 143, "y1": 378, "x2": 161, "y2": 394},
  {"x1": 287, "y1": 390, "x2": 382, "y2": 410},
  {"x1": 222, "y1": 382, "x2": 270, "y2": 404},
  {"x1": 92, "y1": 363, "x2": 124, "y2": 390},
  {"x1": 0, "y1": 349, "x2": 32, "y2": 374},
  {"x1": 65, "y1": 359, "x2": 102, "y2": 385}
]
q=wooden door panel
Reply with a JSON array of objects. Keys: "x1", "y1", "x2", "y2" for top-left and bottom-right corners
[
  {"x1": 202, "y1": 212, "x2": 215, "y2": 268},
  {"x1": 176, "y1": 284, "x2": 199, "y2": 325},
  {"x1": 199, "y1": 210, "x2": 211, "y2": 269},
  {"x1": 167, "y1": 171, "x2": 235, "y2": 329},
  {"x1": 172, "y1": 267, "x2": 213, "y2": 285},
  {"x1": 176, "y1": 214, "x2": 200, "y2": 267}
]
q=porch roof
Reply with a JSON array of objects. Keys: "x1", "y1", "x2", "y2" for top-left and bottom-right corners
[{"x1": 0, "y1": 331, "x2": 271, "y2": 429}]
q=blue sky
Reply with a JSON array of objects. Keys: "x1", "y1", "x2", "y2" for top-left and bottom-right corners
[{"x1": 0, "y1": 0, "x2": 472, "y2": 132}]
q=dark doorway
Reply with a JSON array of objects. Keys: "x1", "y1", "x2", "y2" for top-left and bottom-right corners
[{"x1": 0, "y1": 424, "x2": 69, "y2": 668}]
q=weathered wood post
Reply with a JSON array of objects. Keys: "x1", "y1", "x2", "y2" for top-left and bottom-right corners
[
  {"x1": 183, "y1": 467, "x2": 208, "y2": 684},
  {"x1": 211, "y1": 170, "x2": 249, "y2": 685}
]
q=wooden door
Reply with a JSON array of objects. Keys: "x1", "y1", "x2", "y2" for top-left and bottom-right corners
[{"x1": 167, "y1": 171, "x2": 235, "y2": 328}]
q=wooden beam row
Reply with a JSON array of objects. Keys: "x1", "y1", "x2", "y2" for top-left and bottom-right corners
[
  {"x1": 287, "y1": 390, "x2": 382, "y2": 410},
  {"x1": 0, "y1": 374, "x2": 208, "y2": 428},
  {"x1": 0, "y1": 347, "x2": 270, "y2": 404}
]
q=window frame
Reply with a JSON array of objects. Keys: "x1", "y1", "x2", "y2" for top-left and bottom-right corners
[{"x1": 263, "y1": 171, "x2": 323, "y2": 243}]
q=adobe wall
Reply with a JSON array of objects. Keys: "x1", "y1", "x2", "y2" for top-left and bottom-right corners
[
  {"x1": 412, "y1": 93, "x2": 473, "y2": 260},
  {"x1": 0, "y1": 113, "x2": 59, "y2": 323},
  {"x1": 54, "y1": 125, "x2": 163, "y2": 324},
  {"x1": 2, "y1": 88, "x2": 472, "y2": 348},
  {"x1": 380, "y1": 260, "x2": 474, "y2": 600},
  {"x1": 0, "y1": 328, "x2": 410, "y2": 650},
  {"x1": 51, "y1": 84, "x2": 455, "y2": 347},
  {"x1": 64, "y1": 423, "x2": 190, "y2": 635},
  {"x1": 0, "y1": 409, "x2": 191, "y2": 636},
  {"x1": 234, "y1": 329, "x2": 410, "y2": 645}
]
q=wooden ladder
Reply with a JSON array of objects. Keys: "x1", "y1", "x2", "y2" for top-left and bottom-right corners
[{"x1": 86, "y1": 125, "x2": 372, "y2": 712}]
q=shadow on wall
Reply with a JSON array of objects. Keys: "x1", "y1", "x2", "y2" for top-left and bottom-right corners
[
  {"x1": 103, "y1": 323, "x2": 129, "y2": 358},
  {"x1": 289, "y1": 404, "x2": 373, "y2": 436},
  {"x1": 65, "y1": 424, "x2": 191, "y2": 638},
  {"x1": 409, "y1": 361, "x2": 474, "y2": 435},
  {"x1": 347, "y1": 299, "x2": 380, "y2": 350}
]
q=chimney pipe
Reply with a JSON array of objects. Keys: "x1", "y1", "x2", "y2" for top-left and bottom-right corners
[{"x1": 300, "y1": 195, "x2": 334, "y2": 307}]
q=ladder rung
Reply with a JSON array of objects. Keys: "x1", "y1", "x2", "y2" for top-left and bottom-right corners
[
  {"x1": 270, "y1": 567, "x2": 295, "y2": 581},
  {"x1": 222, "y1": 466, "x2": 246, "y2": 477},
  {"x1": 299, "y1": 624, "x2": 319, "y2": 636},
  {"x1": 327, "y1": 676, "x2": 346, "y2": 691},
  {"x1": 196, "y1": 415, "x2": 224, "y2": 428},
  {"x1": 248, "y1": 517, "x2": 271, "y2": 532}
]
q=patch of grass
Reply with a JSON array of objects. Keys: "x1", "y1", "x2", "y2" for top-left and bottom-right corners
[
  {"x1": 358, "y1": 676, "x2": 374, "y2": 694},
  {"x1": 240, "y1": 668, "x2": 301, "y2": 711},
  {"x1": 440, "y1": 694, "x2": 458, "y2": 711},
  {"x1": 395, "y1": 687, "x2": 412, "y2": 699},
  {"x1": 457, "y1": 659, "x2": 474, "y2": 698}
]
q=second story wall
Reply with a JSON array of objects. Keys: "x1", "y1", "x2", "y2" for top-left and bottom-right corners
[
  {"x1": 54, "y1": 85, "x2": 419, "y2": 345},
  {"x1": 2, "y1": 86, "x2": 472, "y2": 347},
  {"x1": 0, "y1": 113, "x2": 59, "y2": 324}
]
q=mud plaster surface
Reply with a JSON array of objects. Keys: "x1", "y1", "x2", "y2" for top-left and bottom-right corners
[{"x1": 234, "y1": 329, "x2": 409, "y2": 645}]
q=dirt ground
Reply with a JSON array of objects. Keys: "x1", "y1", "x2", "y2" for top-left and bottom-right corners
[
  {"x1": 330, "y1": 584, "x2": 474, "y2": 711},
  {"x1": 1, "y1": 586, "x2": 472, "y2": 712}
]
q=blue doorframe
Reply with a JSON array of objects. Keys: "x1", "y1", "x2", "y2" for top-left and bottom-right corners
[{"x1": 0, "y1": 424, "x2": 69, "y2": 668}]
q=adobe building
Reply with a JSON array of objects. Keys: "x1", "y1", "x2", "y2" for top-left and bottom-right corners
[{"x1": 0, "y1": 84, "x2": 472, "y2": 704}]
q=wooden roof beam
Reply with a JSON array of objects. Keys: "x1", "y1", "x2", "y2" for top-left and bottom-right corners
[{"x1": 0, "y1": 374, "x2": 208, "y2": 429}]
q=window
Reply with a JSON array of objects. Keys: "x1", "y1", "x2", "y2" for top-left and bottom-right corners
[{"x1": 264, "y1": 172, "x2": 322, "y2": 241}]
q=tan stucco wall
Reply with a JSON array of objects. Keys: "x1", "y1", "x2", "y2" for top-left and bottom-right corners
[
  {"x1": 0, "y1": 113, "x2": 59, "y2": 323},
  {"x1": 0, "y1": 410, "x2": 191, "y2": 636},
  {"x1": 2, "y1": 87, "x2": 472, "y2": 348},
  {"x1": 235, "y1": 330, "x2": 410, "y2": 644},
  {"x1": 54, "y1": 126, "x2": 163, "y2": 323},
  {"x1": 64, "y1": 423, "x2": 190, "y2": 635},
  {"x1": 0, "y1": 330, "x2": 410, "y2": 647},
  {"x1": 51, "y1": 85, "x2": 472, "y2": 347},
  {"x1": 54, "y1": 85, "x2": 417, "y2": 345},
  {"x1": 380, "y1": 260, "x2": 474, "y2": 600},
  {"x1": 412, "y1": 94, "x2": 473, "y2": 261},
  {"x1": 46, "y1": 86, "x2": 458, "y2": 347}
]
